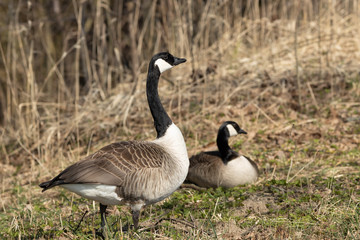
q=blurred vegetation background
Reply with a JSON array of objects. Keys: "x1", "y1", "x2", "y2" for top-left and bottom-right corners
[
  {"x1": 1, "y1": 0, "x2": 358, "y2": 158},
  {"x1": 1, "y1": 0, "x2": 359, "y2": 179},
  {"x1": 1, "y1": 0, "x2": 360, "y2": 182}
]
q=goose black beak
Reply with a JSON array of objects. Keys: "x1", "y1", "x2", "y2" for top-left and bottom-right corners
[
  {"x1": 238, "y1": 129, "x2": 247, "y2": 135},
  {"x1": 173, "y1": 57, "x2": 186, "y2": 66}
]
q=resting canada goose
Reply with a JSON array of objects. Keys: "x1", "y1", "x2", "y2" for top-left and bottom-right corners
[
  {"x1": 186, "y1": 121, "x2": 259, "y2": 188},
  {"x1": 39, "y1": 52, "x2": 189, "y2": 230}
]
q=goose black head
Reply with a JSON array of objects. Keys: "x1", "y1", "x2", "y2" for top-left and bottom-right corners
[
  {"x1": 220, "y1": 121, "x2": 247, "y2": 138},
  {"x1": 152, "y1": 52, "x2": 186, "y2": 73}
]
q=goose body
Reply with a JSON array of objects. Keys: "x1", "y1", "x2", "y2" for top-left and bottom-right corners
[
  {"x1": 39, "y1": 52, "x2": 189, "y2": 229},
  {"x1": 186, "y1": 121, "x2": 259, "y2": 188}
]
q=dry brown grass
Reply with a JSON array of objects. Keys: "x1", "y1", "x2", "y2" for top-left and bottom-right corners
[{"x1": 0, "y1": 0, "x2": 360, "y2": 239}]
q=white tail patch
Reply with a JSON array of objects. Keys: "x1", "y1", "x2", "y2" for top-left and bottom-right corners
[
  {"x1": 226, "y1": 124, "x2": 238, "y2": 137},
  {"x1": 155, "y1": 59, "x2": 173, "y2": 73},
  {"x1": 61, "y1": 184, "x2": 123, "y2": 205}
]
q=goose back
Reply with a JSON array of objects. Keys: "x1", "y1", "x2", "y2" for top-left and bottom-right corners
[
  {"x1": 41, "y1": 139, "x2": 186, "y2": 205},
  {"x1": 187, "y1": 151, "x2": 224, "y2": 188}
]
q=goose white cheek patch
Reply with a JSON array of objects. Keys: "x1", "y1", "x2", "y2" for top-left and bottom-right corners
[
  {"x1": 155, "y1": 59, "x2": 173, "y2": 73},
  {"x1": 226, "y1": 124, "x2": 238, "y2": 137}
]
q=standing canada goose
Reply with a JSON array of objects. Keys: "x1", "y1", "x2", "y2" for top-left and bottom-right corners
[
  {"x1": 186, "y1": 121, "x2": 259, "y2": 188},
  {"x1": 39, "y1": 52, "x2": 189, "y2": 230}
]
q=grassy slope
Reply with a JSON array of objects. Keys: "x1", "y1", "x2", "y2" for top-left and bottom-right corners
[
  {"x1": 1, "y1": 136, "x2": 359, "y2": 239},
  {"x1": 1, "y1": 1, "x2": 360, "y2": 239}
]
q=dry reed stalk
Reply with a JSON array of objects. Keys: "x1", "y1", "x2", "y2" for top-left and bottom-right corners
[
  {"x1": 294, "y1": 0, "x2": 302, "y2": 110},
  {"x1": 74, "y1": 0, "x2": 82, "y2": 153}
]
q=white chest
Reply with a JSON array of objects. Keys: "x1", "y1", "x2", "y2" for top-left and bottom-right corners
[
  {"x1": 222, "y1": 156, "x2": 258, "y2": 187},
  {"x1": 152, "y1": 123, "x2": 189, "y2": 189}
]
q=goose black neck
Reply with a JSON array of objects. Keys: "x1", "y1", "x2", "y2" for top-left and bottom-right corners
[
  {"x1": 217, "y1": 129, "x2": 237, "y2": 163},
  {"x1": 146, "y1": 63, "x2": 172, "y2": 138}
]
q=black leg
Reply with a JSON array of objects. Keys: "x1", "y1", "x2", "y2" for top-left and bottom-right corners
[
  {"x1": 100, "y1": 203, "x2": 108, "y2": 229},
  {"x1": 132, "y1": 209, "x2": 140, "y2": 230}
]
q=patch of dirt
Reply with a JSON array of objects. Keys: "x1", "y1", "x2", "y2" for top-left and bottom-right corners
[
  {"x1": 241, "y1": 195, "x2": 272, "y2": 215},
  {"x1": 214, "y1": 194, "x2": 278, "y2": 239},
  {"x1": 216, "y1": 219, "x2": 246, "y2": 239}
]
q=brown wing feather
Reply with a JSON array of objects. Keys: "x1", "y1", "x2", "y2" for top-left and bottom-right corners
[
  {"x1": 189, "y1": 151, "x2": 222, "y2": 167},
  {"x1": 186, "y1": 151, "x2": 224, "y2": 188},
  {"x1": 42, "y1": 141, "x2": 168, "y2": 190}
]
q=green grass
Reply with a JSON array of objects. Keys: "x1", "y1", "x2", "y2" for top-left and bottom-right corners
[
  {"x1": 1, "y1": 164, "x2": 359, "y2": 239},
  {"x1": 3, "y1": 109, "x2": 359, "y2": 239}
]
